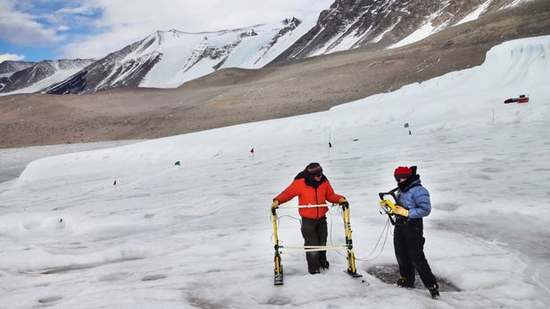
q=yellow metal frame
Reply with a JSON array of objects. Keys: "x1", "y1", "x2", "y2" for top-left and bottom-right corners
[
  {"x1": 342, "y1": 203, "x2": 359, "y2": 275},
  {"x1": 271, "y1": 208, "x2": 283, "y2": 285},
  {"x1": 271, "y1": 203, "x2": 361, "y2": 285}
]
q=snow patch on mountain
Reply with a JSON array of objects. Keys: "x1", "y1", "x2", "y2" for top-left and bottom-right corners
[
  {"x1": 504, "y1": 0, "x2": 531, "y2": 9},
  {"x1": 329, "y1": 24, "x2": 373, "y2": 53},
  {"x1": 389, "y1": 20, "x2": 436, "y2": 48},
  {"x1": 310, "y1": 12, "x2": 373, "y2": 57},
  {"x1": 389, "y1": 10, "x2": 450, "y2": 49},
  {"x1": 224, "y1": 18, "x2": 314, "y2": 68},
  {"x1": 372, "y1": 17, "x2": 402, "y2": 43},
  {"x1": 456, "y1": 0, "x2": 492, "y2": 26}
]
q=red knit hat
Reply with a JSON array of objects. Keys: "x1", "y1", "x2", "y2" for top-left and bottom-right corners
[{"x1": 394, "y1": 166, "x2": 412, "y2": 178}]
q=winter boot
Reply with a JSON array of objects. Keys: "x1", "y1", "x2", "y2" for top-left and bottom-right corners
[
  {"x1": 396, "y1": 277, "x2": 414, "y2": 288},
  {"x1": 320, "y1": 260, "x2": 329, "y2": 270},
  {"x1": 428, "y1": 283, "x2": 440, "y2": 299}
]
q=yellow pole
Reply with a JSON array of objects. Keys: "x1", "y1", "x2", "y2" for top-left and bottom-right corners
[
  {"x1": 341, "y1": 203, "x2": 361, "y2": 277},
  {"x1": 271, "y1": 208, "x2": 283, "y2": 285}
]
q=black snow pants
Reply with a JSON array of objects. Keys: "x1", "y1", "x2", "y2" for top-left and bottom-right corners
[
  {"x1": 394, "y1": 218, "x2": 437, "y2": 287},
  {"x1": 301, "y1": 217, "x2": 328, "y2": 274}
]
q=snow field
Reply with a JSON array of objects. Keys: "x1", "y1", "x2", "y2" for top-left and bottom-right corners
[{"x1": 1, "y1": 35, "x2": 549, "y2": 308}]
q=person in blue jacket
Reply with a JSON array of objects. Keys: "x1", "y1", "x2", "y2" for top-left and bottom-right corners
[{"x1": 391, "y1": 166, "x2": 439, "y2": 298}]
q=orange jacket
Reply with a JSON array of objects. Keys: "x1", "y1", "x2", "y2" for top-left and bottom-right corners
[{"x1": 274, "y1": 177, "x2": 344, "y2": 219}]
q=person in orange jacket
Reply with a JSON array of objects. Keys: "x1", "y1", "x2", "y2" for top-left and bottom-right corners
[{"x1": 272, "y1": 162, "x2": 348, "y2": 274}]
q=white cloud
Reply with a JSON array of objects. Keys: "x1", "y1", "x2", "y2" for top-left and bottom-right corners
[
  {"x1": 0, "y1": 53, "x2": 25, "y2": 62},
  {"x1": 56, "y1": 5, "x2": 97, "y2": 16},
  {"x1": 0, "y1": 0, "x2": 60, "y2": 45},
  {"x1": 63, "y1": 0, "x2": 333, "y2": 58}
]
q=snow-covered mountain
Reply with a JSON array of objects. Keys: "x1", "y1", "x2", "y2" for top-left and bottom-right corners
[
  {"x1": 0, "y1": 59, "x2": 94, "y2": 95},
  {"x1": 1, "y1": 35, "x2": 549, "y2": 308},
  {"x1": 1, "y1": 0, "x2": 536, "y2": 95},
  {"x1": 0, "y1": 60, "x2": 36, "y2": 76},
  {"x1": 0, "y1": 61, "x2": 36, "y2": 92},
  {"x1": 275, "y1": 0, "x2": 532, "y2": 60},
  {"x1": 46, "y1": 18, "x2": 314, "y2": 94}
]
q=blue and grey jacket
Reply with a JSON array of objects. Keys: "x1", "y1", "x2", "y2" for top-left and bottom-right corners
[{"x1": 396, "y1": 175, "x2": 431, "y2": 219}]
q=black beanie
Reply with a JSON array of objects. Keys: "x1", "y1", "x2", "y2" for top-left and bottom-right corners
[{"x1": 306, "y1": 162, "x2": 323, "y2": 175}]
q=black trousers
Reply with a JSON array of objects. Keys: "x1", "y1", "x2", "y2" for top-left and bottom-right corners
[
  {"x1": 393, "y1": 218, "x2": 437, "y2": 287},
  {"x1": 301, "y1": 217, "x2": 328, "y2": 274}
]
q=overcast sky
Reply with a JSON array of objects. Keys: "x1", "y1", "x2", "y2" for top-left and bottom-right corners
[{"x1": 0, "y1": 0, "x2": 333, "y2": 62}]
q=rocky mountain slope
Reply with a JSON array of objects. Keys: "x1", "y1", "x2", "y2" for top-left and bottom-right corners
[
  {"x1": 274, "y1": 0, "x2": 531, "y2": 61},
  {"x1": 0, "y1": 61, "x2": 36, "y2": 76},
  {"x1": 0, "y1": 59, "x2": 94, "y2": 95},
  {"x1": 46, "y1": 18, "x2": 313, "y2": 94}
]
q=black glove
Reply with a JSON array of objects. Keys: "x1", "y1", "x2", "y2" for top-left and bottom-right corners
[{"x1": 338, "y1": 197, "x2": 349, "y2": 207}]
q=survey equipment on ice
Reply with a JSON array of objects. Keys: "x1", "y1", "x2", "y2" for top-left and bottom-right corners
[
  {"x1": 270, "y1": 203, "x2": 362, "y2": 286},
  {"x1": 378, "y1": 188, "x2": 399, "y2": 225}
]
